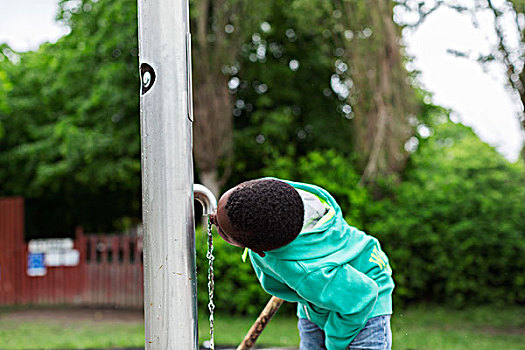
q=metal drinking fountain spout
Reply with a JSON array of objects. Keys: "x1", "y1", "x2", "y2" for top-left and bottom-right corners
[{"x1": 193, "y1": 184, "x2": 217, "y2": 216}]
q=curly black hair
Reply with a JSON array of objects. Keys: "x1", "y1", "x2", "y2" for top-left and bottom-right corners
[{"x1": 225, "y1": 179, "x2": 304, "y2": 252}]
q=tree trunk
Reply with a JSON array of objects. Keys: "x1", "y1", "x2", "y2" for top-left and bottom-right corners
[
  {"x1": 199, "y1": 169, "x2": 221, "y2": 199},
  {"x1": 191, "y1": 0, "x2": 234, "y2": 196},
  {"x1": 343, "y1": 0, "x2": 415, "y2": 183}
]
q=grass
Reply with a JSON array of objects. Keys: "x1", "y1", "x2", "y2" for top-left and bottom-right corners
[
  {"x1": 0, "y1": 304, "x2": 523, "y2": 349},
  {"x1": 198, "y1": 312, "x2": 300, "y2": 348},
  {"x1": 0, "y1": 314, "x2": 144, "y2": 349},
  {"x1": 392, "y1": 304, "x2": 525, "y2": 350},
  {"x1": 0, "y1": 322, "x2": 144, "y2": 349}
]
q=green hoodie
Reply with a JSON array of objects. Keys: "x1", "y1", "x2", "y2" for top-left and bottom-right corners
[{"x1": 248, "y1": 179, "x2": 394, "y2": 350}]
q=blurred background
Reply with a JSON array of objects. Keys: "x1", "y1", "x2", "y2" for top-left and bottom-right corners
[{"x1": 0, "y1": 0, "x2": 524, "y2": 349}]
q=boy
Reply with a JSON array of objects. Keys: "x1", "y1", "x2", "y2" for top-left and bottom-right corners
[{"x1": 209, "y1": 178, "x2": 394, "y2": 350}]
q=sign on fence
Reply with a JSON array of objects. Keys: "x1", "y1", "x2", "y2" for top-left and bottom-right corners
[
  {"x1": 2, "y1": 198, "x2": 144, "y2": 307},
  {"x1": 27, "y1": 252, "x2": 46, "y2": 276},
  {"x1": 28, "y1": 238, "x2": 79, "y2": 268}
]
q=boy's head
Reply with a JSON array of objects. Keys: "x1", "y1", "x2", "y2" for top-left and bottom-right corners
[{"x1": 211, "y1": 179, "x2": 304, "y2": 257}]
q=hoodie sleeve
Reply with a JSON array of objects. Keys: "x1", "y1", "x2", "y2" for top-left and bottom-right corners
[
  {"x1": 295, "y1": 264, "x2": 379, "y2": 350},
  {"x1": 251, "y1": 259, "x2": 305, "y2": 302}
]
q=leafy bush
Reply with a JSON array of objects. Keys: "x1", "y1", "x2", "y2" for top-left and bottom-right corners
[
  {"x1": 196, "y1": 126, "x2": 525, "y2": 314},
  {"x1": 263, "y1": 149, "x2": 370, "y2": 229},
  {"x1": 195, "y1": 224, "x2": 271, "y2": 315},
  {"x1": 196, "y1": 149, "x2": 371, "y2": 315},
  {"x1": 368, "y1": 122, "x2": 525, "y2": 306}
]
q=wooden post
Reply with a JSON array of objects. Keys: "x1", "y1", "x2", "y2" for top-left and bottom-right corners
[{"x1": 237, "y1": 296, "x2": 285, "y2": 350}]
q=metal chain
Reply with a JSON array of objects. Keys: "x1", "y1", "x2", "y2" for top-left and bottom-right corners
[{"x1": 206, "y1": 219, "x2": 215, "y2": 350}]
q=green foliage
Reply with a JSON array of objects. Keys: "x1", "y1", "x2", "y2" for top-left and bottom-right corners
[
  {"x1": 263, "y1": 149, "x2": 370, "y2": 229},
  {"x1": 201, "y1": 120, "x2": 525, "y2": 312},
  {"x1": 195, "y1": 224, "x2": 270, "y2": 315},
  {"x1": 196, "y1": 149, "x2": 371, "y2": 315},
  {"x1": 0, "y1": 0, "x2": 140, "y2": 235},
  {"x1": 0, "y1": 63, "x2": 11, "y2": 139},
  {"x1": 201, "y1": 111, "x2": 525, "y2": 311},
  {"x1": 228, "y1": 0, "x2": 354, "y2": 187},
  {"x1": 368, "y1": 120, "x2": 525, "y2": 306},
  {"x1": 229, "y1": 0, "x2": 418, "y2": 185},
  {"x1": 0, "y1": 0, "x2": 523, "y2": 311}
]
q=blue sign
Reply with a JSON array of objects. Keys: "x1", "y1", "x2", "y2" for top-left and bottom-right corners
[{"x1": 27, "y1": 252, "x2": 46, "y2": 276}]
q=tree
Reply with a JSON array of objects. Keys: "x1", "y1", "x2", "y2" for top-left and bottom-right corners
[
  {"x1": 0, "y1": 0, "x2": 141, "y2": 235},
  {"x1": 228, "y1": 0, "x2": 419, "y2": 185},
  {"x1": 191, "y1": 0, "x2": 269, "y2": 196},
  {"x1": 0, "y1": 0, "x2": 268, "y2": 232},
  {"x1": 284, "y1": 0, "x2": 419, "y2": 182},
  {"x1": 0, "y1": 0, "x2": 422, "y2": 235},
  {"x1": 345, "y1": 0, "x2": 418, "y2": 182},
  {"x1": 228, "y1": 0, "x2": 349, "y2": 186},
  {"x1": 368, "y1": 112, "x2": 525, "y2": 305},
  {"x1": 397, "y1": 0, "x2": 525, "y2": 151}
]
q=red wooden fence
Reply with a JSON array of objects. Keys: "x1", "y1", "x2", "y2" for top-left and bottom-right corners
[
  {"x1": 0, "y1": 197, "x2": 24, "y2": 305},
  {"x1": 81, "y1": 231, "x2": 143, "y2": 308},
  {"x1": 0, "y1": 197, "x2": 144, "y2": 308}
]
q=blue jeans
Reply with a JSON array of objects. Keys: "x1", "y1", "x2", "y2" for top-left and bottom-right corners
[{"x1": 297, "y1": 315, "x2": 392, "y2": 350}]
